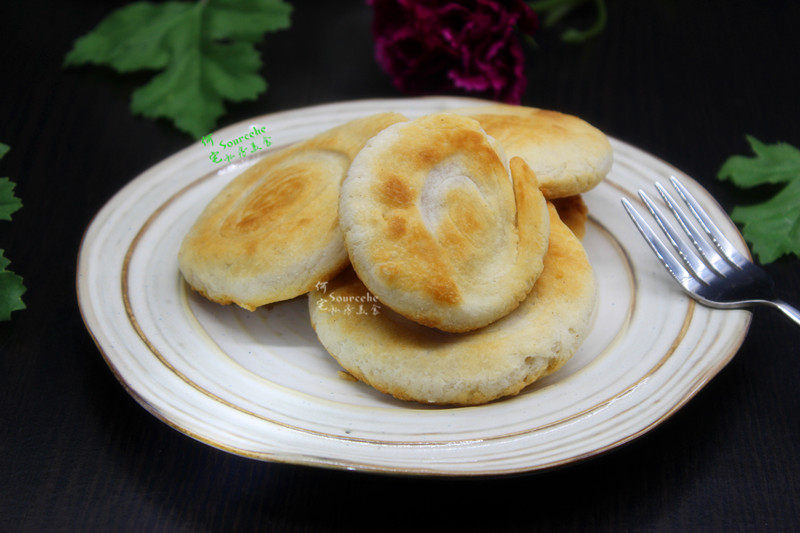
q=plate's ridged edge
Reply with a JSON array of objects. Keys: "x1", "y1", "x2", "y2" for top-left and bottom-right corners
[
  {"x1": 74, "y1": 298, "x2": 751, "y2": 477},
  {"x1": 76, "y1": 97, "x2": 753, "y2": 475}
]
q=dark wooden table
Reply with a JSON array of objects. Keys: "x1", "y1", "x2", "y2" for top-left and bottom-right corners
[{"x1": 2, "y1": 0, "x2": 799, "y2": 530}]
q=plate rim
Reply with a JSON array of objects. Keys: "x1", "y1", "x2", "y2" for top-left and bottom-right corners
[{"x1": 76, "y1": 96, "x2": 752, "y2": 476}]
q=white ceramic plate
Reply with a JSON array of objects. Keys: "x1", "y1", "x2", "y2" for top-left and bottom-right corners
[{"x1": 77, "y1": 97, "x2": 751, "y2": 476}]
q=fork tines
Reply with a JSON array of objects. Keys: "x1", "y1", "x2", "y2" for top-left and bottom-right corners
[{"x1": 621, "y1": 176, "x2": 750, "y2": 293}]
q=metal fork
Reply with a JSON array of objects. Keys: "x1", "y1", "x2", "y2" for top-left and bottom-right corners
[{"x1": 621, "y1": 176, "x2": 800, "y2": 326}]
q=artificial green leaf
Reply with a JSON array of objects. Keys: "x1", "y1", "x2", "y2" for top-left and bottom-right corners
[
  {"x1": 730, "y1": 180, "x2": 800, "y2": 263},
  {"x1": 64, "y1": 2, "x2": 195, "y2": 72},
  {"x1": 0, "y1": 178, "x2": 22, "y2": 221},
  {"x1": 718, "y1": 136, "x2": 800, "y2": 263},
  {"x1": 718, "y1": 135, "x2": 800, "y2": 188},
  {"x1": 0, "y1": 143, "x2": 21, "y2": 222},
  {"x1": 206, "y1": 0, "x2": 292, "y2": 42},
  {"x1": 0, "y1": 250, "x2": 25, "y2": 321},
  {"x1": 65, "y1": 0, "x2": 292, "y2": 138},
  {"x1": 0, "y1": 146, "x2": 25, "y2": 321},
  {"x1": 131, "y1": 39, "x2": 266, "y2": 137}
]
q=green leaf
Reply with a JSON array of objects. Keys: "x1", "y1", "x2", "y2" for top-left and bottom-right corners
[
  {"x1": 64, "y1": 2, "x2": 195, "y2": 72},
  {"x1": 529, "y1": 0, "x2": 581, "y2": 27},
  {"x1": 0, "y1": 250, "x2": 25, "y2": 321},
  {"x1": 529, "y1": 0, "x2": 607, "y2": 43},
  {"x1": 0, "y1": 147, "x2": 24, "y2": 321},
  {"x1": 718, "y1": 136, "x2": 800, "y2": 263},
  {"x1": 0, "y1": 178, "x2": 22, "y2": 221},
  {"x1": 65, "y1": 0, "x2": 292, "y2": 138},
  {"x1": 730, "y1": 179, "x2": 800, "y2": 264},
  {"x1": 0, "y1": 271, "x2": 25, "y2": 320},
  {"x1": 205, "y1": 0, "x2": 292, "y2": 42},
  {"x1": 718, "y1": 135, "x2": 800, "y2": 187}
]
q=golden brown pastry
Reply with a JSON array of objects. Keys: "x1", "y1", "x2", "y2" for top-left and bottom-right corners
[
  {"x1": 178, "y1": 112, "x2": 406, "y2": 310},
  {"x1": 309, "y1": 204, "x2": 596, "y2": 405},
  {"x1": 553, "y1": 195, "x2": 589, "y2": 239},
  {"x1": 454, "y1": 104, "x2": 612, "y2": 199},
  {"x1": 338, "y1": 113, "x2": 550, "y2": 332}
]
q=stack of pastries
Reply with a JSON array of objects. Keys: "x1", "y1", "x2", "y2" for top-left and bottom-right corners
[{"x1": 178, "y1": 103, "x2": 612, "y2": 405}]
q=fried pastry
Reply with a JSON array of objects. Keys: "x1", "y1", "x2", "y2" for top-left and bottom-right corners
[
  {"x1": 178, "y1": 112, "x2": 406, "y2": 310},
  {"x1": 455, "y1": 104, "x2": 612, "y2": 199},
  {"x1": 553, "y1": 195, "x2": 589, "y2": 239},
  {"x1": 309, "y1": 204, "x2": 596, "y2": 405},
  {"x1": 338, "y1": 113, "x2": 550, "y2": 332}
]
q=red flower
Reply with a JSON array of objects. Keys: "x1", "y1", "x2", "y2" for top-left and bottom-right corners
[{"x1": 368, "y1": 0, "x2": 538, "y2": 104}]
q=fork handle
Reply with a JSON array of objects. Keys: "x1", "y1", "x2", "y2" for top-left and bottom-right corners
[{"x1": 767, "y1": 299, "x2": 800, "y2": 327}]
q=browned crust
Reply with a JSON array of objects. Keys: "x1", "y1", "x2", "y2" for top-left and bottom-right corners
[{"x1": 183, "y1": 255, "x2": 351, "y2": 311}]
